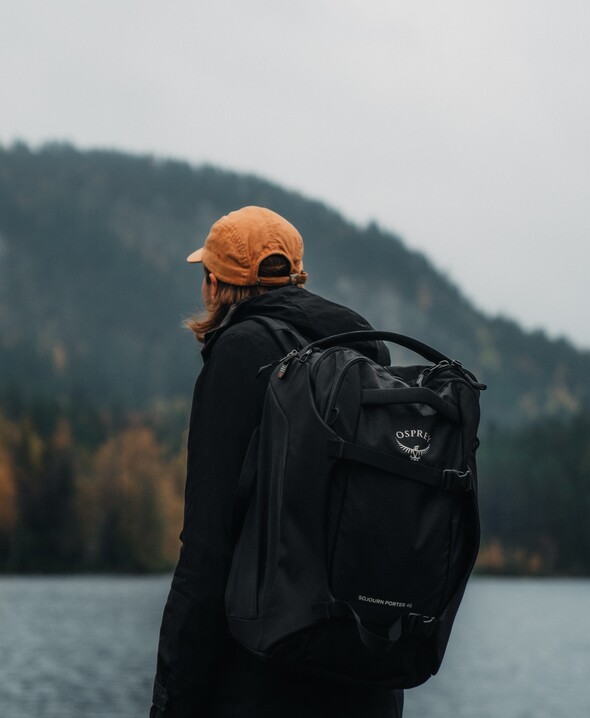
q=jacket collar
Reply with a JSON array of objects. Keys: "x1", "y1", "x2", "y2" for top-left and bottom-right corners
[{"x1": 201, "y1": 287, "x2": 303, "y2": 361}]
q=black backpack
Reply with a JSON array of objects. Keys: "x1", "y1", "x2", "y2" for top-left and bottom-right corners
[{"x1": 225, "y1": 319, "x2": 485, "y2": 689}]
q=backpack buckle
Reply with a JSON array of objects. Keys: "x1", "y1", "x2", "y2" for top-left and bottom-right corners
[
  {"x1": 405, "y1": 613, "x2": 437, "y2": 636},
  {"x1": 442, "y1": 468, "x2": 473, "y2": 491}
]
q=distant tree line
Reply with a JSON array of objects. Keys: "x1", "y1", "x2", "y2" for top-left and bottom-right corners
[
  {"x1": 1, "y1": 385, "x2": 589, "y2": 575},
  {"x1": 0, "y1": 386, "x2": 187, "y2": 572},
  {"x1": 477, "y1": 412, "x2": 590, "y2": 575}
]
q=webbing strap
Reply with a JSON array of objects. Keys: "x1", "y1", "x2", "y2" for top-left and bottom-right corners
[
  {"x1": 247, "y1": 316, "x2": 308, "y2": 355},
  {"x1": 314, "y1": 600, "x2": 402, "y2": 652},
  {"x1": 313, "y1": 600, "x2": 438, "y2": 652},
  {"x1": 326, "y1": 439, "x2": 473, "y2": 492}
]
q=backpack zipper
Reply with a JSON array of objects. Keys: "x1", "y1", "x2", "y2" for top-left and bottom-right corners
[{"x1": 418, "y1": 360, "x2": 486, "y2": 390}]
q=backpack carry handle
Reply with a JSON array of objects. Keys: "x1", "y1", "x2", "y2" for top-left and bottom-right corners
[{"x1": 302, "y1": 330, "x2": 450, "y2": 366}]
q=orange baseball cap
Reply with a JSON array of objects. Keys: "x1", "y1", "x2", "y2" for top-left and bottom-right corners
[{"x1": 186, "y1": 206, "x2": 308, "y2": 287}]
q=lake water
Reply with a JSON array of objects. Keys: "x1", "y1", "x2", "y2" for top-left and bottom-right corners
[{"x1": 0, "y1": 576, "x2": 588, "y2": 718}]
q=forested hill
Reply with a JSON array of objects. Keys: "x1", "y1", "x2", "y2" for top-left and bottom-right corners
[{"x1": 1, "y1": 142, "x2": 589, "y2": 426}]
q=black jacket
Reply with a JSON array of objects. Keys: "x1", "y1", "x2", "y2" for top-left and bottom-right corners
[{"x1": 151, "y1": 286, "x2": 403, "y2": 718}]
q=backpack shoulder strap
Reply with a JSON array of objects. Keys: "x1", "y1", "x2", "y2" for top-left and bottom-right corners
[
  {"x1": 245, "y1": 315, "x2": 308, "y2": 355},
  {"x1": 231, "y1": 315, "x2": 308, "y2": 544}
]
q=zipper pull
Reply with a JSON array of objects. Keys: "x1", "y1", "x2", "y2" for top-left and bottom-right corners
[
  {"x1": 257, "y1": 350, "x2": 295, "y2": 378},
  {"x1": 417, "y1": 360, "x2": 450, "y2": 386},
  {"x1": 419, "y1": 359, "x2": 486, "y2": 390},
  {"x1": 277, "y1": 349, "x2": 299, "y2": 379}
]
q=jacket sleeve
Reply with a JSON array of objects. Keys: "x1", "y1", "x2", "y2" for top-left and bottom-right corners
[{"x1": 150, "y1": 330, "x2": 277, "y2": 716}]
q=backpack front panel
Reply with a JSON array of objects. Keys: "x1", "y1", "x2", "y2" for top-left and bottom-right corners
[{"x1": 313, "y1": 353, "x2": 480, "y2": 683}]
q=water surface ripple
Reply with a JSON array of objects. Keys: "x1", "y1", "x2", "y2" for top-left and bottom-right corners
[{"x1": 1, "y1": 576, "x2": 588, "y2": 718}]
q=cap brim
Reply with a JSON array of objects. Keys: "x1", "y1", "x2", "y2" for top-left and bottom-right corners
[{"x1": 186, "y1": 247, "x2": 204, "y2": 263}]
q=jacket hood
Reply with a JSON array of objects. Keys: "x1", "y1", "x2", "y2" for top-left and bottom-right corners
[{"x1": 202, "y1": 286, "x2": 389, "y2": 364}]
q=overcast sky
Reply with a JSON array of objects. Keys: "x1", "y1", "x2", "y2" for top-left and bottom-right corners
[{"x1": 1, "y1": 1, "x2": 589, "y2": 348}]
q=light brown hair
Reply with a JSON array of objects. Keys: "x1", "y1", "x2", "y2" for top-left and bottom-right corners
[{"x1": 184, "y1": 254, "x2": 301, "y2": 343}]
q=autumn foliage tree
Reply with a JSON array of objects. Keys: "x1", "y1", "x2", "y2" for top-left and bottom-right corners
[
  {"x1": 2, "y1": 387, "x2": 590, "y2": 575},
  {"x1": 0, "y1": 413, "x2": 17, "y2": 562},
  {"x1": 0, "y1": 396, "x2": 186, "y2": 573},
  {"x1": 79, "y1": 426, "x2": 184, "y2": 571}
]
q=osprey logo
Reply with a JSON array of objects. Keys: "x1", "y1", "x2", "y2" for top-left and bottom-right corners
[{"x1": 396, "y1": 429, "x2": 431, "y2": 462}]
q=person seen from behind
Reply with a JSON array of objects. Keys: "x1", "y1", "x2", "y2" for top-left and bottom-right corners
[{"x1": 150, "y1": 206, "x2": 404, "y2": 717}]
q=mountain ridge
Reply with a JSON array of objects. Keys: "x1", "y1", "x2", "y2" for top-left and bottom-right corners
[{"x1": 2, "y1": 141, "x2": 589, "y2": 426}]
